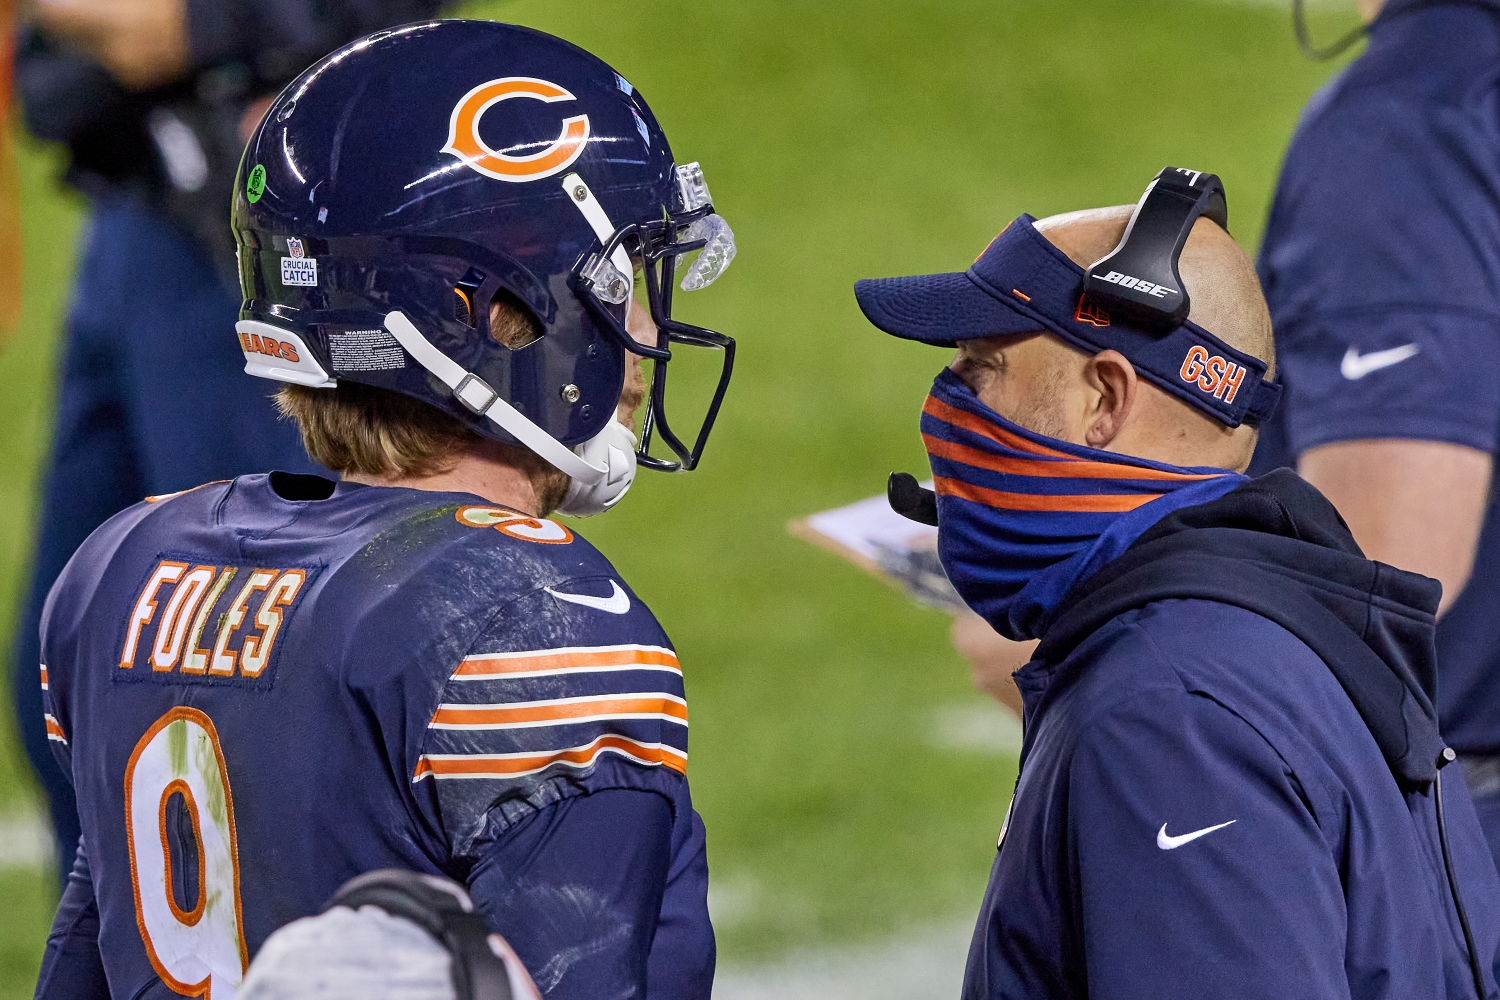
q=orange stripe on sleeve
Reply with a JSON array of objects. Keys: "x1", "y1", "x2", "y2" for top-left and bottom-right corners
[
  {"x1": 933, "y1": 476, "x2": 1162, "y2": 513},
  {"x1": 413, "y1": 735, "x2": 687, "y2": 780},
  {"x1": 44, "y1": 714, "x2": 67, "y2": 744},
  {"x1": 430, "y1": 695, "x2": 688, "y2": 729},
  {"x1": 454, "y1": 645, "x2": 681, "y2": 679}
]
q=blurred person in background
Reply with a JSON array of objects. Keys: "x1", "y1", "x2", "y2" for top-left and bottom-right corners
[
  {"x1": 1250, "y1": 0, "x2": 1500, "y2": 875},
  {"x1": 0, "y1": 0, "x2": 20, "y2": 338},
  {"x1": 950, "y1": 612, "x2": 1030, "y2": 717},
  {"x1": 13, "y1": 0, "x2": 441, "y2": 884}
]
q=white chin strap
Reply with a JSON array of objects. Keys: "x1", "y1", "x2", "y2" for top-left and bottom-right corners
[
  {"x1": 382, "y1": 310, "x2": 637, "y2": 517},
  {"x1": 562, "y1": 171, "x2": 635, "y2": 311},
  {"x1": 381, "y1": 173, "x2": 640, "y2": 517}
]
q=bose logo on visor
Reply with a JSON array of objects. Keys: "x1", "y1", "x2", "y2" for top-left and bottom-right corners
[
  {"x1": 1096, "y1": 270, "x2": 1173, "y2": 300},
  {"x1": 1180, "y1": 345, "x2": 1247, "y2": 403}
]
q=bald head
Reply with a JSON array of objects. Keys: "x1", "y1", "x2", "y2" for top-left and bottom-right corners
[
  {"x1": 949, "y1": 205, "x2": 1274, "y2": 473},
  {"x1": 1035, "y1": 205, "x2": 1274, "y2": 378}
]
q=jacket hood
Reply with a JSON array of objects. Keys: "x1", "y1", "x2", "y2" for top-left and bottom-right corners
[{"x1": 1036, "y1": 469, "x2": 1449, "y2": 789}]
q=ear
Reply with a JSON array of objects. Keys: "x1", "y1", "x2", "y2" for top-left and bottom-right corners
[{"x1": 1081, "y1": 350, "x2": 1137, "y2": 449}]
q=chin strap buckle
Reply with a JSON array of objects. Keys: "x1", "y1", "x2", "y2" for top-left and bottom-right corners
[{"x1": 452, "y1": 372, "x2": 499, "y2": 416}]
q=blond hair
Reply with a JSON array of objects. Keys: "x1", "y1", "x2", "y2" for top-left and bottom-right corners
[{"x1": 277, "y1": 299, "x2": 549, "y2": 480}]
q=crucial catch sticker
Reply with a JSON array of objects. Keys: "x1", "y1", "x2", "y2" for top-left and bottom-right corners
[{"x1": 281, "y1": 256, "x2": 318, "y2": 287}]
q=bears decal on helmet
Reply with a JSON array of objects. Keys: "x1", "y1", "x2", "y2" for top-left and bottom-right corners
[{"x1": 442, "y1": 77, "x2": 592, "y2": 183}]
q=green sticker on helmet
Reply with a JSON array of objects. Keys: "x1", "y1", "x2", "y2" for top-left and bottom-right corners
[{"x1": 246, "y1": 164, "x2": 266, "y2": 204}]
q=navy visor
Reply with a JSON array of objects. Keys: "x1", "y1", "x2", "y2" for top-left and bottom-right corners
[{"x1": 854, "y1": 215, "x2": 1280, "y2": 428}]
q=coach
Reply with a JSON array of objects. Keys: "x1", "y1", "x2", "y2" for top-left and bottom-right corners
[
  {"x1": 1250, "y1": 0, "x2": 1500, "y2": 873},
  {"x1": 855, "y1": 189, "x2": 1500, "y2": 997}
]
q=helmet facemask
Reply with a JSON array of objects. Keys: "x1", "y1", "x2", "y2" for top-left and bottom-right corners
[{"x1": 569, "y1": 163, "x2": 737, "y2": 473}]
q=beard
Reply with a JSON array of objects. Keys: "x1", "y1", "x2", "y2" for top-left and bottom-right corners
[
  {"x1": 617, "y1": 353, "x2": 649, "y2": 434},
  {"x1": 1006, "y1": 363, "x2": 1076, "y2": 443}
]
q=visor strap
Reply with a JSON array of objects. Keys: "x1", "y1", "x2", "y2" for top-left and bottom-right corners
[
  {"x1": 1245, "y1": 378, "x2": 1283, "y2": 427},
  {"x1": 562, "y1": 172, "x2": 634, "y2": 310},
  {"x1": 382, "y1": 310, "x2": 607, "y2": 485}
]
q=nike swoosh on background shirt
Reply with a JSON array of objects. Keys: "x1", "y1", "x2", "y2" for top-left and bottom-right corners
[
  {"x1": 545, "y1": 580, "x2": 631, "y2": 615},
  {"x1": 1340, "y1": 343, "x2": 1420, "y2": 380},
  {"x1": 1156, "y1": 820, "x2": 1237, "y2": 850}
]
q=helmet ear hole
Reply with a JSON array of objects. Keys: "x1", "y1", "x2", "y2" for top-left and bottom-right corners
[
  {"x1": 453, "y1": 287, "x2": 475, "y2": 326},
  {"x1": 453, "y1": 267, "x2": 486, "y2": 327},
  {"x1": 488, "y1": 288, "x2": 543, "y2": 350}
]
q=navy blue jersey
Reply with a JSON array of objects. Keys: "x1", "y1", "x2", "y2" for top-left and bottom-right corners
[
  {"x1": 35, "y1": 474, "x2": 712, "y2": 999},
  {"x1": 1250, "y1": 0, "x2": 1500, "y2": 754}
]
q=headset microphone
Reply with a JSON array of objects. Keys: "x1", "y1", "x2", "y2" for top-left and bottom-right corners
[{"x1": 888, "y1": 472, "x2": 939, "y2": 527}]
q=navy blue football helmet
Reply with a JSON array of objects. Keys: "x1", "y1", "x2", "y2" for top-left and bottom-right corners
[{"x1": 231, "y1": 20, "x2": 736, "y2": 514}]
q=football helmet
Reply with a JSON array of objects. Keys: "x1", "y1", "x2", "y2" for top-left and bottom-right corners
[{"x1": 231, "y1": 20, "x2": 736, "y2": 514}]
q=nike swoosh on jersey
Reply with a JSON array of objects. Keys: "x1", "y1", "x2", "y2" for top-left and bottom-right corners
[
  {"x1": 1156, "y1": 819, "x2": 1236, "y2": 850},
  {"x1": 1340, "y1": 344, "x2": 1420, "y2": 380},
  {"x1": 544, "y1": 580, "x2": 631, "y2": 615}
]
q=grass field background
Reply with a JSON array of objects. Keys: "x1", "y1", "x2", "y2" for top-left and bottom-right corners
[{"x1": 0, "y1": 1, "x2": 1351, "y2": 994}]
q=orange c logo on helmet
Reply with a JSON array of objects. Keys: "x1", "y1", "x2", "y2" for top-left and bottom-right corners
[{"x1": 442, "y1": 77, "x2": 591, "y2": 183}]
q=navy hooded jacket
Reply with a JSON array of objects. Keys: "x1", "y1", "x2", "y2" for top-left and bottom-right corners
[{"x1": 963, "y1": 471, "x2": 1500, "y2": 1000}]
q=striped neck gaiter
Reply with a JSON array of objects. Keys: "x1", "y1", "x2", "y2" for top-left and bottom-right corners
[{"x1": 923, "y1": 368, "x2": 1247, "y2": 641}]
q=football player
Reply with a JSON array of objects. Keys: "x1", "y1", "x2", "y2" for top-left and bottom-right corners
[{"x1": 33, "y1": 20, "x2": 736, "y2": 1000}]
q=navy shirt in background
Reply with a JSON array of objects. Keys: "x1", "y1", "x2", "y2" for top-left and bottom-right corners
[{"x1": 1251, "y1": 0, "x2": 1500, "y2": 758}]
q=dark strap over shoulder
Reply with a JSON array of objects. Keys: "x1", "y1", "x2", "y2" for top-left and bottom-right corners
[{"x1": 327, "y1": 869, "x2": 516, "y2": 1000}]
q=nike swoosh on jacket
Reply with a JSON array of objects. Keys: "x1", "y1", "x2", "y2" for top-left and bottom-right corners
[
  {"x1": 963, "y1": 471, "x2": 1500, "y2": 1000},
  {"x1": 1340, "y1": 344, "x2": 1419, "y2": 380}
]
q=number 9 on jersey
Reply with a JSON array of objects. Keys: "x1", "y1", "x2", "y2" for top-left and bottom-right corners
[{"x1": 125, "y1": 707, "x2": 248, "y2": 997}]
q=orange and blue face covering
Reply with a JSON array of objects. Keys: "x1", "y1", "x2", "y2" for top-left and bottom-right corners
[{"x1": 924, "y1": 368, "x2": 1247, "y2": 640}]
